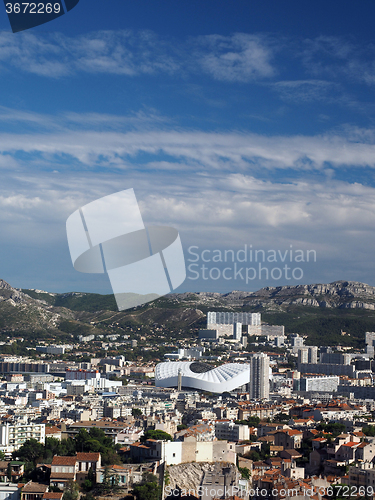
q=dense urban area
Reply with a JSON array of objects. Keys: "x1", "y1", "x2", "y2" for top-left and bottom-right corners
[{"x1": 2, "y1": 283, "x2": 375, "y2": 500}]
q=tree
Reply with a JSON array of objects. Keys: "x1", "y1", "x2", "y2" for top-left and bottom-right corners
[
  {"x1": 238, "y1": 467, "x2": 250, "y2": 480},
  {"x1": 244, "y1": 450, "x2": 260, "y2": 462},
  {"x1": 246, "y1": 416, "x2": 260, "y2": 426},
  {"x1": 63, "y1": 480, "x2": 79, "y2": 500},
  {"x1": 100, "y1": 466, "x2": 120, "y2": 493},
  {"x1": 13, "y1": 439, "x2": 44, "y2": 464},
  {"x1": 363, "y1": 425, "x2": 375, "y2": 436},
  {"x1": 317, "y1": 422, "x2": 346, "y2": 437},
  {"x1": 177, "y1": 424, "x2": 188, "y2": 431},
  {"x1": 132, "y1": 474, "x2": 161, "y2": 500},
  {"x1": 273, "y1": 412, "x2": 289, "y2": 422},
  {"x1": 7, "y1": 462, "x2": 12, "y2": 481},
  {"x1": 132, "y1": 408, "x2": 143, "y2": 417},
  {"x1": 141, "y1": 430, "x2": 172, "y2": 442}
]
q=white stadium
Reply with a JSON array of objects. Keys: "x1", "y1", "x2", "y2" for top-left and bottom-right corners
[{"x1": 155, "y1": 361, "x2": 251, "y2": 393}]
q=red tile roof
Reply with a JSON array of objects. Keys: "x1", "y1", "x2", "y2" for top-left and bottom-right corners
[
  {"x1": 51, "y1": 456, "x2": 77, "y2": 466},
  {"x1": 76, "y1": 452, "x2": 100, "y2": 462}
]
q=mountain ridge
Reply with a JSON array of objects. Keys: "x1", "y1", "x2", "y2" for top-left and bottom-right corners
[{"x1": 1, "y1": 279, "x2": 375, "y2": 345}]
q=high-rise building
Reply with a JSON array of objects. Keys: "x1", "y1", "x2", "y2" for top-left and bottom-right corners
[
  {"x1": 248, "y1": 353, "x2": 270, "y2": 400},
  {"x1": 297, "y1": 348, "x2": 309, "y2": 365},
  {"x1": 233, "y1": 323, "x2": 242, "y2": 341},
  {"x1": 365, "y1": 332, "x2": 375, "y2": 357},
  {"x1": 207, "y1": 312, "x2": 261, "y2": 326},
  {"x1": 308, "y1": 346, "x2": 318, "y2": 364},
  {"x1": 291, "y1": 334, "x2": 304, "y2": 353},
  {"x1": 320, "y1": 352, "x2": 351, "y2": 365}
]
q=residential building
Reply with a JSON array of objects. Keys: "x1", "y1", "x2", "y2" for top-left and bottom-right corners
[
  {"x1": 248, "y1": 353, "x2": 270, "y2": 400},
  {"x1": 0, "y1": 423, "x2": 45, "y2": 456}
]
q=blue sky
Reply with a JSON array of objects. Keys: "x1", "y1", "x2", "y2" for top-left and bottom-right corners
[{"x1": 0, "y1": 1, "x2": 375, "y2": 294}]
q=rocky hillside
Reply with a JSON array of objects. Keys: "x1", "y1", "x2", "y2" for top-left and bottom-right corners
[
  {"x1": 1, "y1": 279, "x2": 375, "y2": 344},
  {"x1": 170, "y1": 281, "x2": 375, "y2": 311}
]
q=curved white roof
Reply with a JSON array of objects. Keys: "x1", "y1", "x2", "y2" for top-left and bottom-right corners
[{"x1": 155, "y1": 361, "x2": 250, "y2": 393}]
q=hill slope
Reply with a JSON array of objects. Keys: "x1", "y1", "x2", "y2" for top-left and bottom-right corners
[{"x1": 0, "y1": 279, "x2": 374, "y2": 347}]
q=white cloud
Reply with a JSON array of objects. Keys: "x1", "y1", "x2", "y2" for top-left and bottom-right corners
[
  {"x1": 1, "y1": 125, "x2": 375, "y2": 171},
  {"x1": 197, "y1": 33, "x2": 275, "y2": 82},
  {"x1": 302, "y1": 35, "x2": 375, "y2": 86},
  {"x1": 0, "y1": 30, "x2": 276, "y2": 82},
  {"x1": 0, "y1": 110, "x2": 374, "y2": 290}
]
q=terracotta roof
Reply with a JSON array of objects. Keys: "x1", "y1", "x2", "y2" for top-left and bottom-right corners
[
  {"x1": 76, "y1": 452, "x2": 100, "y2": 462},
  {"x1": 357, "y1": 442, "x2": 368, "y2": 448},
  {"x1": 50, "y1": 472, "x2": 75, "y2": 480},
  {"x1": 51, "y1": 456, "x2": 77, "y2": 466},
  {"x1": 22, "y1": 482, "x2": 49, "y2": 493},
  {"x1": 45, "y1": 426, "x2": 61, "y2": 435},
  {"x1": 342, "y1": 441, "x2": 359, "y2": 448}
]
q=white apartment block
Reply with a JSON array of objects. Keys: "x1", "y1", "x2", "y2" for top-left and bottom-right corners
[
  {"x1": 214, "y1": 421, "x2": 249, "y2": 442},
  {"x1": 300, "y1": 375, "x2": 339, "y2": 392},
  {"x1": 249, "y1": 352, "x2": 270, "y2": 400},
  {"x1": 0, "y1": 423, "x2": 45, "y2": 455},
  {"x1": 207, "y1": 312, "x2": 261, "y2": 326}
]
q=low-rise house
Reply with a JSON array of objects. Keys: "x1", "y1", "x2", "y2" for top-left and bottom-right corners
[
  {"x1": 21, "y1": 482, "x2": 48, "y2": 500},
  {"x1": 355, "y1": 441, "x2": 375, "y2": 462},
  {"x1": 49, "y1": 456, "x2": 76, "y2": 490},
  {"x1": 76, "y1": 452, "x2": 101, "y2": 486},
  {"x1": 273, "y1": 429, "x2": 303, "y2": 449},
  {"x1": 44, "y1": 427, "x2": 61, "y2": 441},
  {"x1": 0, "y1": 462, "x2": 24, "y2": 482},
  {"x1": 50, "y1": 453, "x2": 101, "y2": 489},
  {"x1": 96, "y1": 462, "x2": 158, "y2": 493},
  {"x1": 335, "y1": 441, "x2": 360, "y2": 462},
  {"x1": 42, "y1": 494, "x2": 63, "y2": 500}
]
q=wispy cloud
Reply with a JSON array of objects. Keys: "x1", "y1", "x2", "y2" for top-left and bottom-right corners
[
  {"x1": 0, "y1": 30, "x2": 181, "y2": 78},
  {"x1": 0, "y1": 30, "x2": 276, "y2": 82},
  {"x1": 0, "y1": 109, "x2": 374, "y2": 290},
  {"x1": 196, "y1": 33, "x2": 275, "y2": 82},
  {"x1": 270, "y1": 79, "x2": 340, "y2": 102},
  {"x1": 1, "y1": 119, "x2": 375, "y2": 172},
  {"x1": 302, "y1": 35, "x2": 375, "y2": 86}
]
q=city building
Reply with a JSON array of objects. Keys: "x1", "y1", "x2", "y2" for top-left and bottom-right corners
[
  {"x1": 0, "y1": 423, "x2": 45, "y2": 456},
  {"x1": 299, "y1": 376, "x2": 339, "y2": 392},
  {"x1": 248, "y1": 353, "x2": 270, "y2": 400}
]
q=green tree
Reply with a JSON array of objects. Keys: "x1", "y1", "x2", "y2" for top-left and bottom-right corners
[
  {"x1": 132, "y1": 408, "x2": 143, "y2": 417},
  {"x1": 132, "y1": 473, "x2": 161, "y2": 500},
  {"x1": 63, "y1": 480, "x2": 79, "y2": 500},
  {"x1": 273, "y1": 412, "x2": 289, "y2": 422},
  {"x1": 7, "y1": 462, "x2": 12, "y2": 481},
  {"x1": 317, "y1": 422, "x2": 346, "y2": 437},
  {"x1": 141, "y1": 430, "x2": 172, "y2": 442},
  {"x1": 238, "y1": 467, "x2": 250, "y2": 480},
  {"x1": 363, "y1": 425, "x2": 375, "y2": 436},
  {"x1": 100, "y1": 466, "x2": 120, "y2": 493},
  {"x1": 13, "y1": 439, "x2": 44, "y2": 464}
]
